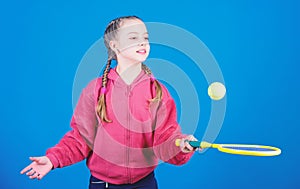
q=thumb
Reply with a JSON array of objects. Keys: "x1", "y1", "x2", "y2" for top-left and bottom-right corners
[{"x1": 29, "y1": 156, "x2": 43, "y2": 163}]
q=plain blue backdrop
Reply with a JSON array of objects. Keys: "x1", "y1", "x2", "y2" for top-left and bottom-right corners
[{"x1": 1, "y1": 0, "x2": 299, "y2": 188}]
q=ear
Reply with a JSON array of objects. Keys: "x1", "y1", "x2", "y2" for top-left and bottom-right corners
[{"x1": 109, "y1": 40, "x2": 118, "y2": 51}]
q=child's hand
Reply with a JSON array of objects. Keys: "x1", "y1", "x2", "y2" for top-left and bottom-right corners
[
  {"x1": 180, "y1": 135, "x2": 198, "y2": 153},
  {"x1": 20, "y1": 156, "x2": 53, "y2": 180}
]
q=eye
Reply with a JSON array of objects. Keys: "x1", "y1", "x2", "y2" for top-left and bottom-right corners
[
  {"x1": 129, "y1": 37, "x2": 137, "y2": 40},
  {"x1": 144, "y1": 37, "x2": 149, "y2": 40}
]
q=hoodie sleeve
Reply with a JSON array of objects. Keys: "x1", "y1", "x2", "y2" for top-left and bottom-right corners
[
  {"x1": 152, "y1": 85, "x2": 194, "y2": 165},
  {"x1": 46, "y1": 79, "x2": 99, "y2": 169}
]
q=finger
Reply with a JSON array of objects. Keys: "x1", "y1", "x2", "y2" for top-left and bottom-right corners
[
  {"x1": 184, "y1": 142, "x2": 194, "y2": 151},
  {"x1": 180, "y1": 139, "x2": 186, "y2": 148},
  {"x1": 26, "y1": 169, "x2": 36, "y2": 176},
  {"x1": 30, "y1": 157, "x2": 41, "y2": 163},
  {"x1": 29, "y1": 172, "x2": 39, "y2": 180},
  {"x1": 186, "y1": 135, "x2": 197, "y2": 141},
  {"x1": 183, "y1": 138, "x2": 197, "y2": 151},
  {"x1": 37, "y1": 173, "x2": 44, "y2": 180},
  {"x1": 20, "y1": 165, "x2": 32, "y2": 174}
]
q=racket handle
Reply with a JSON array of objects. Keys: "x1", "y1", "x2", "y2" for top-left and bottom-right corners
[{"x1": 175, "y1": 139, "x2": 212, "y2": 148}]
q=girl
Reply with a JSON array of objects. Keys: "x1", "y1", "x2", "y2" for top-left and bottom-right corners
[{"x1": 21, "y1": 15, "x2": 197, "y2": 189}]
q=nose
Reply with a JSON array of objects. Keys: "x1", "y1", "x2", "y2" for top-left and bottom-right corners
[{"x1": 139, "y1": 39, "x2": 148, "y2": 46}]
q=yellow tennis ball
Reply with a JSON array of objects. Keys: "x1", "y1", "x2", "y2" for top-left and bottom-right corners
[{"x1": 208, "y1": 82, "x2": 226, "y2": 100}]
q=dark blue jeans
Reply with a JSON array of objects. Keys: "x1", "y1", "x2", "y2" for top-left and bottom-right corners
[{"x1": 89, "y1": 172, "x2": 158, "y2": 189}]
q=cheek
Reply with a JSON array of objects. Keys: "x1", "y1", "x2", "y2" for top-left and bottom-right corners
[
  {"x1": 121, "y1": 46, "x2": 137, "y2": 56},
  {"x1": 147, "y1": 44, "x2": 150, "y2": 52},
  {"x1": 120, "y1": 40, "x2": 138, "y2": 50},
  {"x1": 145, "y1": 45, "x2": 150, "y2": 56}
]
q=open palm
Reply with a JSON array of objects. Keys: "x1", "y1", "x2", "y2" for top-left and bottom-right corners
[{"x1": 20, "y1": 156, "x2": 53, "y2": 180}]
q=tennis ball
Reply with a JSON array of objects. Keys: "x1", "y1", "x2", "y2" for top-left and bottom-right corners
[{"x1": 208, "y1": 82, "x2": 226, "y2": 100}]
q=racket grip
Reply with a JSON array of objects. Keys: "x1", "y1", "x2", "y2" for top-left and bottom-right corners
[
  {"x1": 175, "y1": 139, "x2": 202, "y2": 148},
  {"x1": 175, "y1": 139, "x2": 181, "y2": 147},
  {"x1": 175, "y1": 139, "x2": 212, "y2": 148}
]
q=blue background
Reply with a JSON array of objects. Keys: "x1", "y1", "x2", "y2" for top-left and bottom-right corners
[{"x1": 1, "y1": 0, "x2": 299, "y2": 188}]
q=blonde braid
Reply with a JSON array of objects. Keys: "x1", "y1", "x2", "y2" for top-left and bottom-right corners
[
  {"x1": 97, "y1": 59, "x2": 112, "y2": 122},
  {"x1": 142, "y1": 64, "x2": 162, "y2": 102}
]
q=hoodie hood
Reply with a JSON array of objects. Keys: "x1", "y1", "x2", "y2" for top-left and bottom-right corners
[{"x1": 107, "y1": 67, "x2": 151, "y2": 88}]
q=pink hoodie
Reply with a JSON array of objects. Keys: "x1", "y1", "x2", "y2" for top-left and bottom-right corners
[{"x1": 46, "y1": 68, "x2": 193, "y2": 184}]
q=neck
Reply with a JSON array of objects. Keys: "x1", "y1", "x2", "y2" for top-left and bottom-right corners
[{"x1": 116, "y1": 62, "x2": 142, "y2": 85}]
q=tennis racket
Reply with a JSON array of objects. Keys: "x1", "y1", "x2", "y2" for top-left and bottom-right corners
[{"x1": 175, "y1": 139, "x2": 281, "y2": 156}]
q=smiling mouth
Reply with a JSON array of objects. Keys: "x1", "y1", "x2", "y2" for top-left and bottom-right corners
[{"x1": 136, "y1": 49, "x2": 146, "y2": 54}]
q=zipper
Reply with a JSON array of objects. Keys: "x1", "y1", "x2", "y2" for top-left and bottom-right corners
[{"x1": 126, "y1": 85, "x2": 132, "y2": 184}]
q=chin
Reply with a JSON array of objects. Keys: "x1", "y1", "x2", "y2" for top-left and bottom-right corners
[
  {"x1": 121, "y1": 53, "x2": 149, "y2": 64},
  {"x1": 138, "y1": 57, "x2": 148, "y2": 62},
  {"x1": 132, "y1": 56, "x2": 148, "y2": 63}
]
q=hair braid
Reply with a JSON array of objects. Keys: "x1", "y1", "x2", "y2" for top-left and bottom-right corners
[
  {"x1": 142, "y1": 64, "x2": 162, "y2": 102},
  {"x1": 97, "y1": 59, "x2": 112, "y2": 122}
]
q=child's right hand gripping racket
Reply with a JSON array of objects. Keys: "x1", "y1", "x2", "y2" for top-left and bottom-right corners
[{"x1": 175, "y1": 139, "x2": 281, "y2": 156}]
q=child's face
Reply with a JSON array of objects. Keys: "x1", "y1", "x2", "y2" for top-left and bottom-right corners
[{"x1": 113, "y1": 19, "x2": 150, "y2": 64}]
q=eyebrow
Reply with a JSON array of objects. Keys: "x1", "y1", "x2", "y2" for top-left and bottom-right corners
[{"x1": 127, "y1": 32, "x2": 148, "y2": 35}]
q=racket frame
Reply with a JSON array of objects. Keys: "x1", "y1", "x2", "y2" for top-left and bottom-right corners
[{"x1": 176, "y1": 139, "x2": 281, "y2": 156}]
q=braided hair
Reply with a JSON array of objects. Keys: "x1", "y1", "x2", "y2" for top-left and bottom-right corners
[{"x1": 97, "y1": 16, "x2": 162, "y2": 122}]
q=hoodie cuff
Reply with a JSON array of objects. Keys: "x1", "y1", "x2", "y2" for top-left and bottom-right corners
[
  {"x1": 46, "y1": 153, "x2": 59, "y2": 169},
  {"x1": 176, "y1": 150, "x2": 194, "y2": 162}
]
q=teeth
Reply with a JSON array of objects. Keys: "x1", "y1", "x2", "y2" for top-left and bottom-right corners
[{"x1": 137, "y1": 50, "x2": 146, "y2": 53}]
